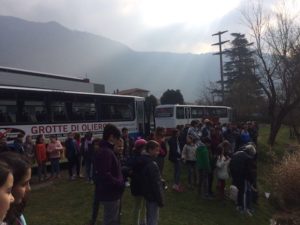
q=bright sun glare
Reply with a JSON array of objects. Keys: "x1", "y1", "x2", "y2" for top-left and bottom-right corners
[{"x1": 139, "y1": 0, "x2": 241, "y2": 28}]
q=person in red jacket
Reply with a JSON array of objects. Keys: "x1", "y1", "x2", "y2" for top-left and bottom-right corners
[{"x1": 35, "y1": 134, "x2": 47, "y2": 182}]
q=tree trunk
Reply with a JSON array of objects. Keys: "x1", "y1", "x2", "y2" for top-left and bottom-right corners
[
  {"x1": 268, "y1": 108, "x2": 289, "y2": 146},
  {"x1": 292, "y1": 124, "x2": 300, "y2": 144},
  {"x1": 269, "y1": 120, "x2": 282, "y2": 146}
]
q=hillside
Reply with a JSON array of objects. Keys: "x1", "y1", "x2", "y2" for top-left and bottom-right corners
[{"x1": 0, "y1": 16, "x2": 220, "y2": 101}]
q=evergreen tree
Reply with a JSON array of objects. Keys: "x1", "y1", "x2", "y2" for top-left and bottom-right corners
[
  {"x1": 223, "y1": 33, "x2": 263, "y2": 120},
  {"x1": 160, "y1": 89, "x2": 184, "y2": 105}
]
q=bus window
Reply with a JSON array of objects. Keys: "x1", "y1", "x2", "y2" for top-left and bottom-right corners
[
  {"x1": 23, "y1": 101, "x2": 47, "y2": 123},
  {"x1": 155, "y1": 107, "x2": 173, "y2": 117},
  {"x1": 191, "y1": 107, "x2": 205, "y2": 118},
  {"x1": 209, "y1": 108, "x2": 227, "y2": 117},
  {"x1": 0, "y1": 100, "x2": 17, "y2": 124},
  {"x1": 72, "y1": 102, "x2": 96, "y2": 121},
  {"x1": 176, "y1": 107, "x2": 184, "y2": 119},
  {"x1": 51, "y1": 102, "x2": 68, "y2": 122},
  {"x1": 101, "y1": 103, "x2": 134, "y2": 121},
  {"x1": 215, "y1": 108, "x2": 228, "y2": 117}
]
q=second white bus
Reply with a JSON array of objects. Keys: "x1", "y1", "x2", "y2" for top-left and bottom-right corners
[{"x1": 154, "y1": 104, "x2": 232, "y2": 132}]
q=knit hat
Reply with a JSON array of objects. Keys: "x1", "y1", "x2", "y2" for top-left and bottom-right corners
[{"x1": 134, "y1": 138, "x2": 147, "y2": 149}]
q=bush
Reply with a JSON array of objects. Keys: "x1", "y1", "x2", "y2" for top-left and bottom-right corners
[{"x1": 272, "y1": 151, "x2": 300, "y2": 210}]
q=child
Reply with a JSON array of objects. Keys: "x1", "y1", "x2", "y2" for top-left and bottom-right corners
[
  {"x1": 216, "y1": 146, "x2": 230, "y2": 201},
  {"x1": 35, "y1": 134, "x2": 47, "y2": 182},
  {"x1": 0, "y1": 152, "x2": 32, "y2": 225},
  {"x1": 181, "y1": 135, "x2": 197, "y2": 188},
  {"x1": 126, "y1": 139, "x2": 147, "y2": 225},
  {"x1": 196, "y1": 138, "x2": 211, "y2": 198},
  {"x1": 0, "y1": 160, "x2": 14, "y2": 225},
  {"x1": 47, "y1": 134, "x2": 63, "y2": 179}
]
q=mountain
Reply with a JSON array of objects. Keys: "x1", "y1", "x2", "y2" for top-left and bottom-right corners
[{"x1": 0, "y1": 16, "x2": 220, "y2": 102}]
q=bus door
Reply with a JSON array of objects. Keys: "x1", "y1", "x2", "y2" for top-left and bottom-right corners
[
  {"x1": 136, "y1": 100, "x2": 145, "y2": 137},
  {"x1": 184, "y1": 107, "x2": 191, "y2": 124}
]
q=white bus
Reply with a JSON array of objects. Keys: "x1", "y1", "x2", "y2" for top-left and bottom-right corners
[
  {"x1": 0, "y1": 85, "x2": 144, "y2": 142},
  {"x1": 155, "y1": 104, "x2": 232, "y2": 133}
]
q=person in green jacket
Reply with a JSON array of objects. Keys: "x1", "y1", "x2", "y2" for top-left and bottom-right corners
[{"x1": 196, "y1": 138, "x2": 211, "y2": 198}]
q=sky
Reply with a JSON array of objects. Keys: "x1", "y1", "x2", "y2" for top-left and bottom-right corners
[{"x1": 0, "y1": 0, "x2": 299, "y2": 54}]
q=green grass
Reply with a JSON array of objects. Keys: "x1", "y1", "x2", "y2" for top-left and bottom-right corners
[{"x1": 25, "y1": 125, "x2": 295, "y2": 225}]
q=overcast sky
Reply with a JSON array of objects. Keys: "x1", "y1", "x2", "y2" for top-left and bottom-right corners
[{"x1": 0, "y1": 0, "x2": 299, "y2": 54}]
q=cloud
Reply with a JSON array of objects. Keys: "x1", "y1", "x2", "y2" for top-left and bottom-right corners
[{"x1": 0, "y1": 0, "x2": 297, "y2": 53}]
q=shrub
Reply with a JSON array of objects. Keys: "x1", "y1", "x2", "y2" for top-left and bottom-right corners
[{"x1": 272, "y1": 151, "x2": 300, "y2": 210}]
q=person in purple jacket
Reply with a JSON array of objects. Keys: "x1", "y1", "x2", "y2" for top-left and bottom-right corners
[{"x1": 87, "y1": 124, "x2": 124, "y2": 225}]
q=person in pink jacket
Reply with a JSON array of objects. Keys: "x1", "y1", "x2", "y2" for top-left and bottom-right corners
[{"x1": 47, "y1": 134, "x2": 63, "y2": 179}]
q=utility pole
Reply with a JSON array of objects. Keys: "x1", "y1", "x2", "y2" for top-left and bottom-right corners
[{"x1": 212, "y1": 31, "x2": 229, "y2": 104}]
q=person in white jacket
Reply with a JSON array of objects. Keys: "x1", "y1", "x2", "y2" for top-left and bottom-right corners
[{"x1": 216, "y1": 147, "x2": 231, "y2": 201}]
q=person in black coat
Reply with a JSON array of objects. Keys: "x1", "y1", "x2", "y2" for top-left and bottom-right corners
[
  {"x1": 141, "y1": 140, "x2": 164, "y2": 225},
  {"x1": 229, "y1": 144, "x2": 256, "y2": 214},
  {"x1": 168, "y1": 129, "x2": 183, "y2": 192}
]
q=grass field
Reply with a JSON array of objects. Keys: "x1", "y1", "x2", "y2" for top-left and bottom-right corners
[{"x1": 25, "y1": 125, "x2": 294, "y2": 225}]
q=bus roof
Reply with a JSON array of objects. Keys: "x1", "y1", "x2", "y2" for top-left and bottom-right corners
[
  {"x1": 0, "y1": 66, "x2": 88, "y2": 82},
  {"x1": 155, "y1": 104, "x2": 231, "y2": 109},
  {"x1": 0, "y1": 85, "x2": 144, "y2": 100}
]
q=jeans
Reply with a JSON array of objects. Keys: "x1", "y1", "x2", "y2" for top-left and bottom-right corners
[
  {"x1": 85, "y1": 157, "x2": 93, "y2": 181},
  {"x1": 132, "y1": 196, "x2": 145, "y2": 225},
  {"x1": 37, "y1": 162, "x2": 47, "y2": 181},
  {"x1": 91, "y1": 194, "x2": 120, "y2": 225},
  {"x1": 68, "y1": 156, "x2": 80, "y2": 177},
  {"x1": 146, "y1": 201, "x2": 159, "y2": 225},
  {"x1": 50, "y1": 158, "x2": 60, "y2": 176},
  {"x1": 232, "y1": 177, "x2": 250, "y2": 210},
  {"x1": 173, "y1": 160, "x2": 181, "y2": 185},
  {"x1": 186, "y1": 161, "x2": 196, "y2": 185}
]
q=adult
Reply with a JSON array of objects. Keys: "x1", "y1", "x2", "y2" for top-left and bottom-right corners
[
  {"x1": 121, "y1": 127, "x2": 134, "y2": 160},
  {"x1": 81, "y1": 132, "x2": 93, "y2": 182},
  {"x1": 229, "y1": 144, "x2": 256, "y2": 215},
  {"x1": 35, "y1": 134, "x2": 47, "y2": 182},
  {"x1": 65, "y1": 132, "x2": 80, "y2": 180},
  {"x1": 46, "y1": 134, "x2": 63, "y2": 179},
  {"x1": 168, "y1": 129, "x2": 183, "y2": 192},
  {"x1": 23, "y1": 135, "x2": 35, "y2": 164},
  {"x1": 187, "y1": 120, "x2": 201, "y2": 145},
  {"x1": 88, "y1": 124, "x2": 124, "y2": 225}
]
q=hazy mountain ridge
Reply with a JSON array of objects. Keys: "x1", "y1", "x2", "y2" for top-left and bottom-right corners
[{"x1": 0, "y1": 16, "x2": 219, "y2": 101}]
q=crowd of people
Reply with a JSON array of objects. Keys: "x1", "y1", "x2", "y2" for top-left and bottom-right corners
[{"x1": 0, "y1": 120, "x2": 259, "y2": 225}]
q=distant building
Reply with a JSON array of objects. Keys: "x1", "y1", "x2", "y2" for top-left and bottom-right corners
[
  {"x1": 117, "y1": 88, "x2": 149, "y2": 98},
  {"x1": 0, "y1": 66, "x2": 105, "y2": 93}
]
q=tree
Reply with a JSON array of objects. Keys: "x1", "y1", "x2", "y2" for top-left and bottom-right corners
[
  {"x1": 160, "y1": 89, "x2": 184, "y2": 105},
  {"x1": 243, "y1": 1, "x2": 300, "y2": 146},
  {"x1": 144, "y1": 95, "x2": 158, "y2": 136},
  {"x1": 196, "y1": 81, "x2": 220, "y2": 105},
  {"x1": 223, "y1": 33, "x2": 263, "y2": 120}
]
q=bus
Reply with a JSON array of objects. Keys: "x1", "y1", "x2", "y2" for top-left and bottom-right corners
[
  {"x1": 155, "y1": 104, "x2": 232, "y2": 133},
  {"x1": 0, "y1": 85, "x2": 145, "y2": 142}
]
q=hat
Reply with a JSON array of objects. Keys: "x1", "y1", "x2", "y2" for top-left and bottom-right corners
[{"x1": 134, "y1": 139, "x2": 147, "y2": 148}]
